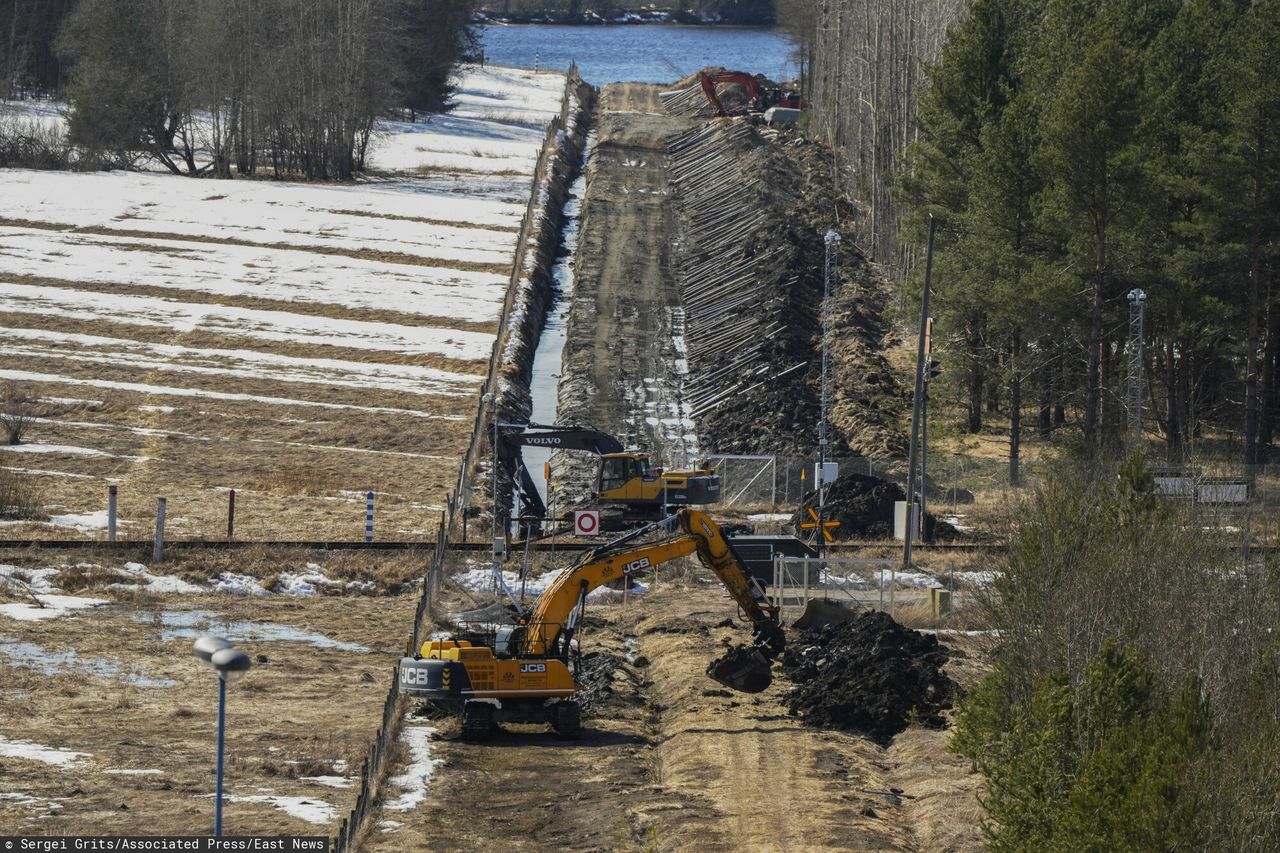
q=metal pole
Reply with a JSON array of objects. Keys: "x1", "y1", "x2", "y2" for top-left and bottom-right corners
[
  {"x1": 152, "y1": 497, "x2": 166, "y2": 564},
  {"x1": 904, "y1": 216, "x2": 936, "y2": 572},
  {"x1": 1127, "y1": 289, "x2": 1147, "y2": 446},
  {"x1": 107, "y1": 485, "x2": 117, "y2": 543},
  {"x1": 818, "y1": 231, "x2": 841, "y2": 558},
  {"x1": 215, "y1": 676, "x2": 226, "y2": 836},
  {"x1": 365, "y1": 491, "x2": 374, "y2": 543}
]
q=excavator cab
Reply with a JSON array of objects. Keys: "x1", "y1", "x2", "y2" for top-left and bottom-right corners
[{"x1": 598, "y1": 453, "x2": 653, "y2": 500}]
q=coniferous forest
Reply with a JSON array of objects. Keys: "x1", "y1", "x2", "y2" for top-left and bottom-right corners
[{"x1": 787, "y1": 0, "x2": 1280, "y2": 470}]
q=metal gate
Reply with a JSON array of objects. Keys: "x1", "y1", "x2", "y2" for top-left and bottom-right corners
[{"x1": 704, "y1": 454, "x2": 777, "y2": 509}]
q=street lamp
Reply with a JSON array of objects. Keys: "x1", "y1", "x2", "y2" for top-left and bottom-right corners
[{"x1": 193, "y1": 635, "x2": 251, "y2": 837}]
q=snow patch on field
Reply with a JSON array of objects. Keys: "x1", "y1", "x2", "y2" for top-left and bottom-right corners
[
  {"x1": 0, "y1": 441, "x2": 132, "y2": 459},
  {"x1": 0, "y1": 736, "x2": 90, "y2": 767},
  {"x1": 0, "y1": 791, "x2": 66, "y2": 816},
  {"x1": 0, "y1": 593, "x2": 108, "y2": 621},
  {"x1": 0, "y1": 635, "x2": 178, "y2": 687},
  {"x1": 0, "y1": 282, "x2": 494, "y2": 361},
  {"x1": 823, "y1": 569, "x2": 943, "y2": 591},
  {"x1": 46, "y1": 509, "x2": 110, "y2": 531},
  {"x1": 0, "y1": 564, "x2": 61, "y2": 594},
  {"x1": 2, "y1": 327, "x2": 482, "y2": 397},
  {"x1": 217, "y1": 794, "x2": 335, "y2": 825},
  {"x1": 113, "y1": 562, "x2": 205, "y2": 595},
  {"x1": 0, "y1": 368, "x2": 467, "y2": 420},
  {"x1": 301, "y1": 775, "x2": 352, "y2": 789},
  {"x1": 148, "y1": 609, "x2": 369, "y2": 653},
  {"x1": 382, "y1": 724, "x2": 443, "y2": 812}
]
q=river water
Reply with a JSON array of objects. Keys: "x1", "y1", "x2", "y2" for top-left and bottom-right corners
[{"x1": 479, "y1": 24, "x2": 797, "y2": 85}]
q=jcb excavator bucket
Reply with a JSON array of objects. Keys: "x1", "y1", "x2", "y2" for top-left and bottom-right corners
[
  {"x1": 706, "y1": 644, "x2": 773, "y2": 693},
  {"x1": 793, "y1": 599, "x2": 859, "y2": 631}
]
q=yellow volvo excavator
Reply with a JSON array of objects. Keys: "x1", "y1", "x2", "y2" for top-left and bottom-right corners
[{"x1": 399, "y1": 509, "x2": 783, "y2": 739}]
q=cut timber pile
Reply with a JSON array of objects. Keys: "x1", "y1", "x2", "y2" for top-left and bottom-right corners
[
  {"x1": 667, "y1": 119, "x2": 906, "y2": 456},
  {"x1": 782, "y1": 610, "x2": 959, "y2": 744},
  {"x1": 658, "y1": 68, "x2": 752, "y2": 118}
]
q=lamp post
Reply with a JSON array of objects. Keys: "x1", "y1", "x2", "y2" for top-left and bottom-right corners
[{"x1": 193, "y1": 635, "x2": 251, "y2": 837}]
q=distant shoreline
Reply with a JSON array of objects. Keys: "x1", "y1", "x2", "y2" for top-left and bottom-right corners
[{"x1": 475, "y1": 15, "x2": 775, "y2": 28}]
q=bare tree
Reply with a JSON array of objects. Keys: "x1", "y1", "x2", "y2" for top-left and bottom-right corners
[
  {"x1": 0, "y1": 382, "x2": 38, "y2": 445},
  {"x1": 802, "y1": 0, "x2": 967, "y2": 273}
]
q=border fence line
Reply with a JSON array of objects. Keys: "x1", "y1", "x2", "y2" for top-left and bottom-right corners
[
  {"x1": 451, "y1": 65, "x2": 584, "y2": 536},
  {"x1": 329, "y1": 68, "x2": 583, "y2": 853}
]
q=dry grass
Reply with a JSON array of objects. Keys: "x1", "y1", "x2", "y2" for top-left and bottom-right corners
[
  {"x1": 0, "y1": 546, "x2": 431, "y2": 593},
  {"x1": 326, "y1": 208, "x2": 520, "y2": 234},
  {"x1": 5, "y1": 272, "x2": 499, "y2": 335}
]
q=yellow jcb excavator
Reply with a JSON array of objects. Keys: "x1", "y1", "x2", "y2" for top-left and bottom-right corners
[{"x1": 398, "y1": 509, "x2": 783, "y2": 740}]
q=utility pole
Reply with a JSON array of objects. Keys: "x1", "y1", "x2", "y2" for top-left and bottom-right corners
[
  {"x1": 904, "y1": 216, "x2": 937, "y2": 574},
  {"x1": 819, "y1": 229, "x2": 840, "y2": 555},
  {"x1": 921, "y1": 318, "x2": 932, "y2": 542},
  {"x1": 1127, "y1": 289, "x2": 1147, "y2": 446}
]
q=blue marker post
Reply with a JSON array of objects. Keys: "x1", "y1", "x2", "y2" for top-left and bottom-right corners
[{"x1": 365, "y1": 491, "x2": 374, "y2": 543}]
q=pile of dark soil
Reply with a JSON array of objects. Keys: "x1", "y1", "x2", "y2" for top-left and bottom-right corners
[
  {"x1": 706, "y1": 644, "x2": 773, "y2": 693},
  {"x1": 791, "y1": 473, "x2": 959, "y2": 540},
  {"x1": 575, "y1": 651, "x2": 641, "y2": 716},
  {"x1": 781, "y1": 611, "x2": 958, "y2": 743}
]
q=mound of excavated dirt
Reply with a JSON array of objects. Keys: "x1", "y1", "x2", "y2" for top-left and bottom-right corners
[
  {"x1": 790, "y1": 473, "x2": 959, "y2": 540},
  {"x1": 781, "y1": 611, "x2": 958, "y2": 743},
  {"x1": 575, "y1": 651, "x2": 641, "y2": 716}
]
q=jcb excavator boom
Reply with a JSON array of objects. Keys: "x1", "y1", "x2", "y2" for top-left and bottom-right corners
[
  {"x1": 520, "y1": 508, "x2": 783, "y2": 659},
  {"x1": 399, "y1": 509, "x2": 783, "y2": 739}
]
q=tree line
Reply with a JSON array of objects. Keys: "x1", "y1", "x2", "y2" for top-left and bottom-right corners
[
  {"x1": 1, "y1": 0, "x2": 477, "y2": 180},
  {"x1": 956, "y1": 455, "x2": 1280, "y2": 850},
  {"x1": 777, "y1": 0, "x2": 968, "y2": 273},
  {"x1": 790, "y1": 0, "x2": 1280, "y2": 471}
]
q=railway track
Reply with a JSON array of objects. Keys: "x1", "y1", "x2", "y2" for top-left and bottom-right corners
[{"x1": 0, "y1": 537, "x2": 1006, "y2": 552}]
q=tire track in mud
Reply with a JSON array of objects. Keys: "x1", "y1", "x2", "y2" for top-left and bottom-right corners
[{"x1": 553, "y1": 84, "x2": 701, "y2": 502}]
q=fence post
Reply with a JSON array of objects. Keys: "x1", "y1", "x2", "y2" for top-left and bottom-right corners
[
  {"x1": 152, "y1": 497, "x2": 166, "y2": 563},
  {"x1": 365, "y1": 491, "x2": 374, "y2": 543},
  {"x1": 227, "y1": 489, "x2": 235, "y2": 541},
  {"x1": 107, "y1": 485, "x2": 117, "y2": 543}
]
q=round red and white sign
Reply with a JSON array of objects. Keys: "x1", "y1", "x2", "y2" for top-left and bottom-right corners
[{"x1": 574, "y1": 510, "x2": 601, "y2": 537}]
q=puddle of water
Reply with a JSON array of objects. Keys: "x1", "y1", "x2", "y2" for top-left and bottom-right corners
[
  {"x1": 0, "y1": 636, "x2": 178, "y2": 687},
  {"x1": 522, "y1": 137, "x2": 594, "y2": 506},
  {"x1": 139, "y1": 610, "x2": 369, "y2": 653}
]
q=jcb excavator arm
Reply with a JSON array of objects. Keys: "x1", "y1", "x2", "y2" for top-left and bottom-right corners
[{"x1": 518, "y1": 508, "x2": 782, "y2": 659}]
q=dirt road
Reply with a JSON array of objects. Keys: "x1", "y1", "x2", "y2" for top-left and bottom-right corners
[{"x1": 555, "y1": 84, "x2": 700, "y2": 499}]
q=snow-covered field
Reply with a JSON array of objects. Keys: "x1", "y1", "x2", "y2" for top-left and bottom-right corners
[{"x1": 0, "y1": 66, "x2": 567, "y2": 540}]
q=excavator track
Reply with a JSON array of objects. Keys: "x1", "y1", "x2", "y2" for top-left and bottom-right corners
[{"x1": 461, "y1": 701, "x2": 495, "y2": 741}]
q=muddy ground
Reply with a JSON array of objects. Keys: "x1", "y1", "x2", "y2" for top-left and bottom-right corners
[
  {"x1": 369, "y1": 579, "x2": 984, "y2": 851},
  {"x1": 552, "y1": 84, "x2": 701, "y2": 502}
]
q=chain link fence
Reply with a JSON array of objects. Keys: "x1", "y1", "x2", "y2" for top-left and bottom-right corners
[{"x1": 704, "y1": 451, "x2": 1041, "y2": 513}]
